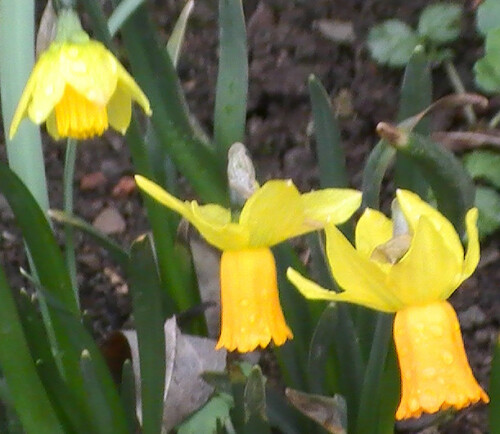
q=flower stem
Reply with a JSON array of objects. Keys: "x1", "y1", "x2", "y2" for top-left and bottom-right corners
[
  {"x1": 443, "y1": 60, "x2": 476, "y2": 126},
  {"x1": 63, "y1": 138, "x2": 79, "y2": 308}
]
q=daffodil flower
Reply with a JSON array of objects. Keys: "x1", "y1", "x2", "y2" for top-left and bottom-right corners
[
  {"x1": 287, "y1": 189, "x2": 489, "y2": 420},
  {"x1": 135, "y1": 175, "x2": 362, "y2": 353},
  {"x1": 9, "y1": 10, "x2": 151, "y2": 141}
]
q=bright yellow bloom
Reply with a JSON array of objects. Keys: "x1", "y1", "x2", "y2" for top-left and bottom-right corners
[
  {"x1": 287, "y1": 189, "x2": 489, "y2": 419},
  {"x1": 135, "y1": 175, "x2": 362, "y2": 352},
  {"x1": 10, "y1": 17, "x2": 150, "y2": 140}
]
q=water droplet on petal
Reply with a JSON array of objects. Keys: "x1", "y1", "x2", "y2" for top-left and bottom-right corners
[
  {"x1": 72, "y1": 61, "x2": 87, "y2": 73},
  {"x1": 68, "y1": 47, "x2": 79, "y2": 58},
  {"x1": 430, "y1": 325, "x2": 443, "y2": 336},
  {"x1": 442, "y1": 351, "x2": 454, "y2": 365},
  {"x1": 422, "y1": 367, "x2": 436, "y2": 378},
  {"x1": 240, "y1": 299, "x2": 249, "y2": 307},
  {"x1": 45, "y1": 84, "x2": 54, "y2": 95}
]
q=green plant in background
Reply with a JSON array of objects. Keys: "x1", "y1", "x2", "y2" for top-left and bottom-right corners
[
  {"x1": 0, "y1": 1, "x2": 497, "y2": 434},
  {"x1": 367, "y1": 2, "x2": 461, "y2": 67}
]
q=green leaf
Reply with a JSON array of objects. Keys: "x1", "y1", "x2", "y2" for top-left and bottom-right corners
[
  {"x1": 476, "y1": 0, "x2": 500, "y2": 35},
  {"x1": 367, "y1": 20, "x2": 419, "y2": 67},
  {"x1": 118, "y1": 4, "x2": 228, "y2": 203},
  {"x1": 474, "y1": 186, "x2": 500, "y2": 238},
  {"x1": 49, "y1": 210, "x2": 130, "y2": 267},
  {"x1": 214, "y1": 0, "x2": 248, "y2": 157},
  {"x1": 244, "y1": 366, "x2": 269, "y2": 431},
  {"x1": 395, "y1": 45, "x2": 432, "y2": 197},
  {"x1": 167, "y1": 0, "x2": 195, "y2": 67},
  {"x1": 474, "y1": 28, "x2": 500, "y2": 94},
  {"x1": 0, "y1": 265, "x2": 65, "y2": 434},
  {"x1": 108, "y1": 0, "x2": 145, "y2": 37},
  {"x1": 418, "y1": 3, "x2": 462, "y2": 44},
  {"x1": 489, "y1": 334, "x2": 500, "y2": 432},
  {"x1": 120, "y1": 360, "x2": 139, "y2": 433},
  {"x1": 128, "y1": 235, "x2": 166, "y2": 434},
  {"x1": 308, "y1": 75, "x2": 348, "y2": 188},
  {"x1": 464, "y1": 150, "x2": 500, "y2": 189},
  {"x1": 177, "y1": 393, "x2": 233, "y2": 434},
  {"x1": 0, "y1": 163, "x2": 77, "y2": 315},
  {"x1": 354, "y1": 313, "x2": 393, "y2": 434},
  {"x1": 361, "y1": 140, "x2": 396, "y2": 209}
]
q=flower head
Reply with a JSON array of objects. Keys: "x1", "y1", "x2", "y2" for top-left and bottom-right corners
[
  {"x1": 135, "y1": 175, "x2": 361, "y2": 352},
  {"x1": 10, "y1": 10, "x2": 150, "y2": 140},
  {"x1": 287, "y1": 189, "x2": 489, "y2": 418}
]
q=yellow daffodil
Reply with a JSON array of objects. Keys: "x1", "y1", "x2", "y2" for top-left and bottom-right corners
[
  {"x1": 135, "y1": 175, "x2": 361, "y2": 353},
  {"x1": 9, "y1": 10, "x2": 151, "y2": 141},
  {"x1": 287, "y1": 189, "x2": 489, "y2": 419}
]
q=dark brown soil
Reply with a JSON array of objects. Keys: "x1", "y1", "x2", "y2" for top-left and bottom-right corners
[{"x1": 0, "y1": 0, "x2": 497, "y2": 433}]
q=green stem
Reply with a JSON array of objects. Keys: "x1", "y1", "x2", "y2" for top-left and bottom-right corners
[
  {"x1": 489, "y1": 109, "x2": 500, "y2": 129},
  {"x1": 443, "y1": 60, "x2": 476, "y2": 126},
  {"x1": 63, "y1": 139, "x2": 79, "y2": 308}
]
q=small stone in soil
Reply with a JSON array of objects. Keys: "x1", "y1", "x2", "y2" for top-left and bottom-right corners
[{"x1": 93, "y1": 207, "x2": 126, "y2": 234}]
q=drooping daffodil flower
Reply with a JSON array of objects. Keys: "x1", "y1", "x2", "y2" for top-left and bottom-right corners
[
  {"x1": 287, "y1": 189, "x2": 489, "y2": 420},
  {"x1": 9, "y1": 9, "x2": 151, "y2": 141},
  {"x1": 135, "y1": 175, "x2": 362, "y2": 353}
]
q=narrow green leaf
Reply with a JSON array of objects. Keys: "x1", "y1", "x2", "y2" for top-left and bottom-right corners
[
  {"x1": 119, "y1": 4, "x2": 227, "y2": 203},
  {"x1": 376, "y1": 342, "x2": 399, "y2": 434},
  {"x1": 355, "y1": 313, "x2": 393, "y2": 434},
  {"x1": 51, "y1": 306, "x2": 129, "y2": 433},
  {"x1": 15, "y1": 291, "x2": 90, "y2": 433},
  {"x1": 0, "y1": 163, "x2": 77, "y2": 315},
  {"x1": 489, "y1": 334, "x2": 500, "y2": 432},
  {"x1": 0, "y1": 0, "x2": 49, "y2": 213},
  {"x1": 361, "y1": 140, "x2": 396, "y2": 209},
  {"x1": 80, "y1": 350, "x2": 128, "y2": 434},
  {"x1": 214, "y1": 0, "x2": 248, "y2": 158},
  {"x1": 0, "y1": 265, "x2": 64, "y2": 434},
  {"x1": 126, "y1": 118, "x2": 191, "y2": 316},
  {"x1": 167, "y1": 0, "x2": 195, "y2": 67},
  {"x1": 120, "y1": 360, "x2": 139, "y2": 433},
  {"x1": 77, "y1": 0, "x2": 113, "y2": 48},
  {"x1": 308, "y1": 75, "x2": 348, "y2": 188},
  {"x1": 395, "y1": 45, "x2": 432, "y2": 197},
  {"x1": 273, "y1": 244, "x2": 313, "y2": 390},
  {"x1": 128, "y1": 235, "x2": 166, "y2": 434},
  {"x1": 108, "y1": 0, "x2": 145, "y2": 37},
  {"x1": 49, "y1": 210, "x2": 130, "y2": 267}
]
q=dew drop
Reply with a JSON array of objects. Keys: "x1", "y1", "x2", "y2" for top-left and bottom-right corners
[
  {"x1": 442, "y1": 351, "x2": 454, "y2": 365},
  {"x1": 45, "y1": 84, "x2": 54, "y2": 95},
  {"x1": 248, "y1": 314, "x2": 256, "y2": 324},
  {"x1": 240, "y1": 326, "x2": 246, "y2": 334},
  {"x1": 430, "y1": 325, "x2": 443, "y2": 337},
  {"x1": 240, "y1": 298, "x2": 249, "y2": 307},
  {"x1": 409, "y1": 398, "x2": 420, "y2": 412},
  {"x1": 68, "y1": 47, "x2": 79, "y2": 58},
  {"x1": 72, "y1": 61, "x2": 87, "y2": 73},
  {"x1": 422, "y1": 367, "x2": 436, "y2": 378}
]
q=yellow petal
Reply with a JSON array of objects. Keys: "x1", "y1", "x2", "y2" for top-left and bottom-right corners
[
  {"x1": 217, "y1": 248, "x2": 293, "y2": 352},
  {"x1": 116, "y1": 61, "x2": 151, "y2": 116},
  {"x1": 9, "y1": 57, "x2": 47, "y2": 138},
  {"x1": 461, "y1": 208, "x2": 480, "y2": 282},
  {"x1": 45, "y1": 111, "x2": 60, "y2": 140},
  {"x1": 396, "y1": 189, "x2": 463, "y2": 265},
  {"x1": 324, "y1": 224, "x2": 403, "y2": 311},
  {"x1": 300, "y1": 188, "x2": 362, "y2": 225},
  {"x1": 388, "y1": 216, "x2": 462, "y2": 304},
  {"x1": 61, "y1": 41, "x2": 118, "y2": 105},
  {"x1": 355, "y1": 208, "x2": 393, "y2": 258},
  {"x1": 26, "y1": 51, "x2": 66, "y2": 125},
  {"x1": 239, "y1": 180, "x2": 305, "y2": 247},
  {"x1": 394, "y1": 301, "x2": 489, "y2": 420},
  {"x1": 107, "y1": 83, "x2": 132, "y2": 134},
  {"x1": 287, "y1": 267, "x2": 396, "y2": 312},
  {"x1": 134, "y1": 175, "x2": 247, "y2": 250}
]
